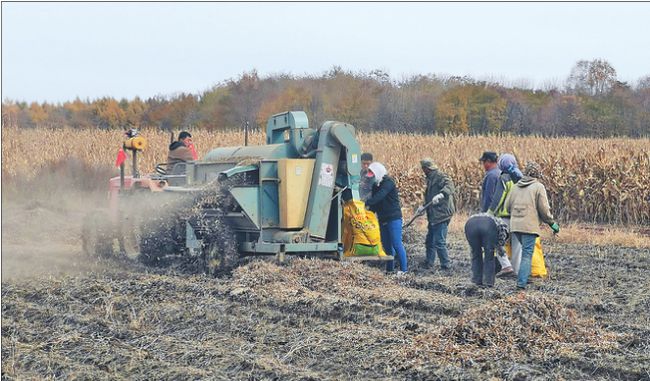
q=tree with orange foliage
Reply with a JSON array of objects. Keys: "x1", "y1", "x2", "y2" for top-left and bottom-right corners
[
  {"x1": 256, "y1": 86, "x2": 313, "y2": 128},
  {"x1": 92, "y1": 97, "x2": 126, "y2": 129},
  {"x1": 27, "y1": 102, "x2": 48, "y2": 127},
  {"x1": 435, "y1": 85, "x2": 506, "y2": 134}
]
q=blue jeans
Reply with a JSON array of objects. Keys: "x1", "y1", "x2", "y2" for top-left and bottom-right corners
[
  {"x1": 426, "y1": 220, "x2": 450, "y2": 269},
  {"x1": 381, "y1": 219, "x2": 408, "y2": 272},
  {"x1": 513, "y1": 232, "x2": 537, "y2": 288}
]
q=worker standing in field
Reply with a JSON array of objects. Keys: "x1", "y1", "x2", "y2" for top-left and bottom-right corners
[
  {"x1": 418, "y1": 158, "x2": 455, "y2": 271},
  {"x1": 365, "y1": 162, "x2": 409, "y2": 274},
  {"x1": 505, "y1": 161, "x2": 560, "y2": 290},
  {"x1": 464, "y1": 213, "x2": 509, "y2": 288},
  {"x1": 479, "y1": 152, "x2": 500, "y2": 213},
  {"x1": 359, "y1": 152, "x2": 374, "y2": 202},
  {"x1": 487, "y1": 153, "x2": 523, "y2": 278},
  {"x1": 167, "y1": 131, "x2": 196, "y2": 173}
]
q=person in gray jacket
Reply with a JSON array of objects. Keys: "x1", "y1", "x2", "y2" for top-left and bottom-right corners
[
  {"x1": 417, "y1": 158, "x2": 456, "y2": 270},
  {"x1": 359, "y1": 152, "x2": 374, "y2": 202},
  {"x1": 505, "y1": 161, "x2": 560, "y2": 289}
]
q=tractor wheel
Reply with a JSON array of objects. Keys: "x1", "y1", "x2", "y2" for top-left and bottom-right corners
[{"x1": 81, "y1": 211, "x2": 114, "y2": 259}]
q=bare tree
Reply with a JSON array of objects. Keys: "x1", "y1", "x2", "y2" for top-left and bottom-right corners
[
  {"x1": 567, "y1": 59, "x2": 617, "y2": 96},
  {"x1": 636, "y1": 75, "x2": 650, "y2": 90}
]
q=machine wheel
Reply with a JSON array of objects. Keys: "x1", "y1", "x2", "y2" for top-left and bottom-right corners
[{"x1": 81, "y1": 211, "x2": 114, "y2": 259}]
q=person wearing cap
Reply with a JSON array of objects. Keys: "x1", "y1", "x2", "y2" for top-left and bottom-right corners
[
  {"x1": 167, "y1": 131, "x2": 195, "y2": 173},
  {"x1": 417, "y1": 158, "x2": 455, "y2": 270},
  {"x1": 359, "y1": 152, "x2": 374, "y2": 202},
  {"x1": 364, "y1": 162, "x2": 408, "y2": 274},
  {"x1": 504, "y1": 161, "x2": 560, "y2": 290},
  {"x1": 479, "y1": 152, "x2": 500, "y2": 213}
]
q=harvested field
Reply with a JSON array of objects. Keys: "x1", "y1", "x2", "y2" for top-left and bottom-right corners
[
  {"x1": 2, "y1": 128, "x2": 649, "y2": 379},
  {"x1": 2, "y1": 194, "x2": 649, "y2": 380}
]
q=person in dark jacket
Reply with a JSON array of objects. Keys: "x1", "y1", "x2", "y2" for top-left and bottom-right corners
[
  {"x1": 464, "y1": 213, "x2": 509, "y2": 287},
  {"x1": 479, "y1": 152, "x2": 500, "y2": 213},
  {"x1": 365, "y1": 162, "x2": 408, "y2": 274},
  {"x1": 417, "y1": 158, "x2": 455, "y2": 270},
  {"x1": 167, "y1": 131, "x2": 195, "y2": 173},
  {"x1": 487, "y1": 153, "x2": 523, "y2": 278},
  {"x1": 359, "y1": 152, "x2": 374, "y2": 202}
]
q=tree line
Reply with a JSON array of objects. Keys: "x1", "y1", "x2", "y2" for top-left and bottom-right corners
[{"x1": 3, "y1": 59, "x2": 649, "y2": 137}]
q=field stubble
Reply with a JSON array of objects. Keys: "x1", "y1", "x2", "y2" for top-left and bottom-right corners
[
  {"x1": 2, "y1": 127, "x2": 649, "y2": 380},
  {"x1": 2, "y1": 194, "x2": 649, "y2": 380},
  {"x1": 2, "y1": 229, "x2": 649, "y2": 380}
]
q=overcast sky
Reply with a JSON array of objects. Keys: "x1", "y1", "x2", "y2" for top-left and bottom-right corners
[{"x1": 2, "y1": 2, "x2": 650, "y2": 103}]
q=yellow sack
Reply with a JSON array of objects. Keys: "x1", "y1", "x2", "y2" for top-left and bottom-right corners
[
  {"x1": 505, "y1": 236, "x2": 547, "y2": 278},
  {"x1": 342, "y1": 200, "x2": 386, "y2": 257},
  {"x1": 531, "y1": 238, "x2": 547, "y2": 278}
]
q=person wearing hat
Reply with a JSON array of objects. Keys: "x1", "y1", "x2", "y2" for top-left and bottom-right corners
[
  {"x1": 359, "y1": 152, "x2": 374, "y2": 202},
  {"x1": 504, "y1": 161, "x2": 560, "y2": 290},
  {"x1": 479, "y1": 152, "x2": 500, "y2": 213},
  {"x1": 417, "y1": 158, "x2": 456, "y2": 270},
  {"x1": 365, "y1": 162, "x2": 409, "y2": 274},
  {"x1": 167, "y1": 131, "x2": 195, "y2": 173},
  {"x1": 487, "y1": 153, "x2": 523, "y2": 278},
  {"x1": 488, "y1": 153, "x2": 523, "y2": 216}
]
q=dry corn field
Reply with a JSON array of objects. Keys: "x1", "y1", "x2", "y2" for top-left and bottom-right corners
[
  {"x1": 2, "y1": 127, "x2": 649, "y2": 224},
  {"x1": 2, "y1": 126, "x2": 650, "y2": 380}
]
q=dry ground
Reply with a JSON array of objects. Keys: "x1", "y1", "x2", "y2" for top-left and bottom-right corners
[{"x1": 2, "y1": 192, "x2": 649, "y2": 380}]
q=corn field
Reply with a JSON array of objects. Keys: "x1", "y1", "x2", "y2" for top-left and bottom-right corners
[{"x1": 2, "y1": 127, "x2": 649, "y2": 225}]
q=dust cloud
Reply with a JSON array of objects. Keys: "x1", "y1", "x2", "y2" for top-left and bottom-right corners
[{"x1": 1, "y1": 159, "x2": 114, "y2": 281}]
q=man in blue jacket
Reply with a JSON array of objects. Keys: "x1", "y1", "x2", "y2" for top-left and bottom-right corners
[{"x1": 479, "y1": 152, "x2": 500, "y2": 213}]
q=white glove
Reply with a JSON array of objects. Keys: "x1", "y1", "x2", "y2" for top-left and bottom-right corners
[
  {"x1": 431, "y1": 193, "x2": 444, "y2": 205},
  {"x1": 415, "y1": 205, "x2": 426, "y2": 215}
]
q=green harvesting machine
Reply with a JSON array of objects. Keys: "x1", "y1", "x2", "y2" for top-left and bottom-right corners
[{"x1": 158, "y1": 111, "x2": 391, "y2": 270}]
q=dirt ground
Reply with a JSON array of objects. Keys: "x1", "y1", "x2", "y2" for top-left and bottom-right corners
[{"x1": 2, "y1": 195, "x2": 650, "y2": 380}]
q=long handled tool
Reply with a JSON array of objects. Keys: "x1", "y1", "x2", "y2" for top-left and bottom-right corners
[{"x1": 403, "y1": 199, "x2": 435, "y2": 229}]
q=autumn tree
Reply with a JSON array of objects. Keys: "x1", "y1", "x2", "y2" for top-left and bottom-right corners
[
  {"x1": 374, "y1": 75, "x2": 442, "y2": 133},
  {"x1": 435, "y1": 84, "x2": 506, "y2": 134},
  {"x1": 567, "y1": 59, "x2": 618, "y2": 96},
  {"x1": 124, "y1": 96, "x2": 147, "y2": 127},
  {"x1": 319, "y1": 69, "x2": 381, "y2": 131},
  {"x1": 3, "y1": 63, "x2": 648, "y2": 137},
  {"x1": 227, "y1": 70, "x2": 264, "y2": 129},
  {"x1": 92, "y1": 97, "x2": 126, "y2": 129},
  {"x1": 27, "y1": 102, "x2": 48, "y2": 127},
  {"x1": 63, "y1": 98, "x2": 92, "y2": 129},
  {"x1": 256, "y1": 86, "x2": 313, "y2": 128},
  {"x1": 197, "y1": 86, "x2": 230, "y2": 131},
  {"x1": 1, "y1": 101, "x2": 21, "y2": 128}
]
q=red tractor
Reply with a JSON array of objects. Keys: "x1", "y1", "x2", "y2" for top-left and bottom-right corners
[{"x1": 81, "y1": 129, "x2": 184, "y2": 265}]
